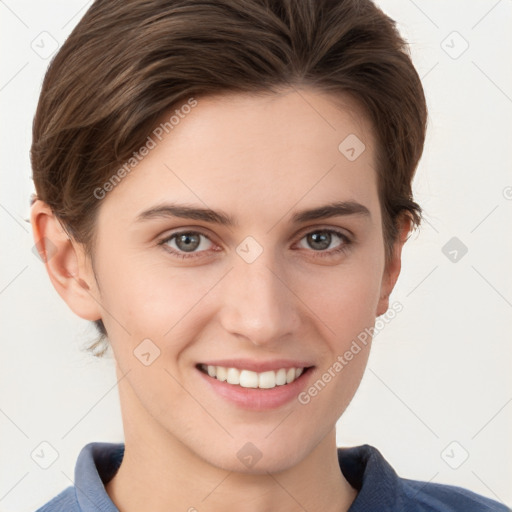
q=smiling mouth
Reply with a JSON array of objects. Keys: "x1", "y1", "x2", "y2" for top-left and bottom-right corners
[{"x1": 197, "y1": 364, "x2": 312, "y2": 389}]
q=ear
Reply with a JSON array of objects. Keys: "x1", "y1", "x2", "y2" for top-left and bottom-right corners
[
  {"x1": 30, "y1": 199, "x2": 103, "y2": 322},
  {"x1": 376, "y1": 215, "x2": 411, "y2": 316}
]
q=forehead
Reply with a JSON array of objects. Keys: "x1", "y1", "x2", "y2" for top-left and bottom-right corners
[{"x1": 98, "y1": 88, "x2": 379, "y2": 226}]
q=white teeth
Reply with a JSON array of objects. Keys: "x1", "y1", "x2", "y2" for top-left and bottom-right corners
[
  {"x1": 201, "y1": 364, "x2": 306, "y2": 389},
  {"x1": 216, "y1": 366, "x2": 227, "y2": 382},
  {"x1": 258, "y1": 371, "x2": 276, "y2": 389},
  {"x1": 226, "y1": 367, "x2": 240, "y2": 385},
  {"x1": 275, "y1": 368, "x2": 287, "y2": 386},
  {"x1": 239, "y1": 370, "x2": 259, "y2": 388}
]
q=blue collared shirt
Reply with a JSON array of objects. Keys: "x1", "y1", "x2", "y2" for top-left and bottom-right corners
[{"x1": 35, "y1": 442, "x2": 510, "y2": 511}]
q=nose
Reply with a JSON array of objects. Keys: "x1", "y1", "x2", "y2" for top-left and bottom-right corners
[{"x1": 218, "y1": 250, "x2": 301, "y2": 347}]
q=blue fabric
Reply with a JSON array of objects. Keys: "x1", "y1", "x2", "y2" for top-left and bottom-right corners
[{"x1": 35, "y1": 442, "x2": 510, "y2": 511}]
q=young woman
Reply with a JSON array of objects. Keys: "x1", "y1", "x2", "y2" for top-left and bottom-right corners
[{"x1": 29, "y1": 0, "x2": 509, "y2": 510}]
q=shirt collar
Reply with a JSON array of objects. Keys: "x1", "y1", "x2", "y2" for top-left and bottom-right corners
[
  {"x1": 338, "y1": 444, "x2": 402, "y2": 511},
  {"x1": 73, "y1": 442, "x2": 400, "y2": 511},
  {"x1": 74, "y1": 442, "x2": 124, "y2": 512}
]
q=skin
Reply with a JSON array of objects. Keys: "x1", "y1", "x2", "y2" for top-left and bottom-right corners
[{"x1": 31, "y1": 87, "x2": 410, "y2": 512}]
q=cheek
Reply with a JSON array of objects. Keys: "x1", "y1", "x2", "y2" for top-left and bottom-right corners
[
  {"x1": 95, "y1": 253, "x2": 217, "y2": 350},
  {"x1": 296, "y1": 262, "x2": 382, "y2": 421},
  {"x1": 302, "y1": 252, "x2": 384, "y2": 345}
]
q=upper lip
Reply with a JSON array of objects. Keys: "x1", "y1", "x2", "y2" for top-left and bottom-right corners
[{"x1": 198, "y1": 359, "x2": 314, "y2": 373}]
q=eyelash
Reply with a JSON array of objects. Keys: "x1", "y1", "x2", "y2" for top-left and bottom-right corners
[{"x1": 158, "y1": 228, "x2": 353, "y2": 260}]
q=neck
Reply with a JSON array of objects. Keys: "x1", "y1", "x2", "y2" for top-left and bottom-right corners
[{"x1": 106, "y1": 378, "x2": 357, "y2": 512}]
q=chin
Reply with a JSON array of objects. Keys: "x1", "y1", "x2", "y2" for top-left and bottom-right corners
[{"x1": 198, "y1": 438, "x2": 308, "y2": 475}]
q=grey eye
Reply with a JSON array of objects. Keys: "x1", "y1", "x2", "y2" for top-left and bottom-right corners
[{"x1": 164, "y1": 232, "x2": 213, "y2": 254}]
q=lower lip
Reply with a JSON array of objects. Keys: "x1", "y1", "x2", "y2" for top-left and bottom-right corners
[{"x1": 196, "y1": 367, "x2": 313, "y2": 411}]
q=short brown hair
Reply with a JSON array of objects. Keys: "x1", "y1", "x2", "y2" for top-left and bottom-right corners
[{"x1": 31, "y1": 0, "x2": 427, "y2": 354}]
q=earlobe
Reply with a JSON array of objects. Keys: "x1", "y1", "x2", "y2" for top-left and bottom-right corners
[
  {"x1": 376, "y1": 216, "x2": 411, "y2": 317},
  {"x1": 30, "y1": 199, "x2": 102, "y2": 322}
]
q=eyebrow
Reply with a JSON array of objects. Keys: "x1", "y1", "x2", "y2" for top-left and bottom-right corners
[{"x1": 135, "y1": 200, "x2": 371, "y2": 226}]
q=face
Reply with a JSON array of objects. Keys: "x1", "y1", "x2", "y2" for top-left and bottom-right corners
[{"x1": 74, "y1": 88, "x2": 399, "y2": 473}]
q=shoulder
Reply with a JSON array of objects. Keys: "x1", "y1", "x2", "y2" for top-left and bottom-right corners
[
  {"x1": 400, "y1": 478, "x2": 511, "y2": 512},
  {"x1": 33, "y1": 441, "x2": 124, "y2": 512},
  {"x1": 34, "y1": 486, "x2": 79, "y2": 512},
  {"x1": 337, "y1": 444, "x2": 510, "y2": 512}
]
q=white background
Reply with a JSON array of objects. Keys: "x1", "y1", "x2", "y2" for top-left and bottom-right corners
[{"x1": 1, "y1": 0, "x2": 511, "y2": 510}]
